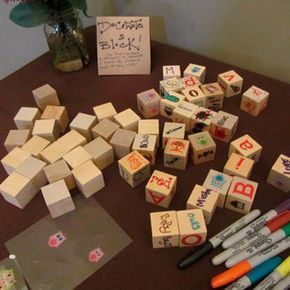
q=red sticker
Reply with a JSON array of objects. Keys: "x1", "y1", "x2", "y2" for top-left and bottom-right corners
[
  {"x1": 88, "y1": 248, "x2": 104, "y2": 262},
  {"x1": 48, "y1": 231, "x2": 66, "y2": 248}
]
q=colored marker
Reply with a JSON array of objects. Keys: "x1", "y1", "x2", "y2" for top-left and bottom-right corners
[
  {"x1": 226, "y1": 223, "x2": 290, "y2": 268},
  {"x1": 272, "y1": 275, "x2": 290, "y2": 290},
  {"x1": 223, "y1": 198, "x2": 290, "y2": 249},
  {"x1": 213, "y1": 211, "x2": 290, "y2": 265},
  {"x1": 224, "y1": 257, "x2": 282, "y2": 290},
  {"x1": 177, "y1": 209, "x2": 261, "y2": 269},
  {"x1": 253, "y1": 256, "x2": 290, "y2": 290},
  {"x1": 211, "y1": 237, "x2": 290, "y2": 288}
]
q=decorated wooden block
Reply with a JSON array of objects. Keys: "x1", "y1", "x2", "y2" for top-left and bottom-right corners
[
  {"x1": 159, "y1": 77, "x2": 183, "y2": 96},
  {"x1": 32, "y1": 119, "x2": 60, "y2": 142},
  {"x1": 191, "y1": 107, "x2": 217, "y2": 133},
  {"x1": 160, "y1": 91, "x2": 185, "y2": 119},
  {"x1": 41, "y1": 180, "x2": 75, "y2": 218},
  {"x1": 164, "y1": 138, "x2": 190, "y2": 170},
  {"x1": 179, "y1": 76, "x2": 201, "y2": 90},
  {"x1": 182, "y1": 86, "x2": 206, "y2": 107},
  {"x1": 92, "y1": 118, "x2": 120, "y2": 141},
  {"x1": 32, "y1": 84, "x2": 60, "y2": 111},
  {"x1": 177, "y1": 209, "x2": 207, "y2": 247},
  {"x1": 22, "y1": 135, "x2": 51, "y2": 158},
  {"x1": 163, "y1": 65, "x2": 181, "y2": 80},
  {"x1": 217, "y1": 70, "x2": 243, "y2": 98},
  {"x1": 109, "y1": 128, "x2": 136, "y2": 159},
  {"x1": 183, "y1": 63, "x2": 206, "y2": 83},
  {"x1": 162, "y1": 122, "x2": 185, "y2": 149},
  {"x1": 267, "y1": 154, "x2": 290, "y2": 193},
  {"x1": 72, "y1": 160, "x2": 105, "y2": 198},
  {"x1": 0, "y1": 269, "x2": 16, "y2": 288},
  {"x1": 70, "y1": 112, "x2": 97, "y2": 141},
  {"x1": 136, "y1": 88, "x2": 161, "y2": 118},
  {"x1": 150, "y1": 211, "x2": 179, "y2": 248},
  {"x1": 228, "y1": 134, "x2": 262, "y2": 163},
  {"x1": 93, "y1": 102, "x2": 117, "y2": 121},
  {"x1": 132, "y1": 134, "x2": 157, "y2": 165},
  {"x1": 188, "y1": 131, "x2": 216, "y2": 164},
  {"x1": 4, "y1": 129, "x2": 31, "y2": 152},
  {"x1": 13, "y1": 107, "x2": 41, "y2": 129},
  {"x1": 200, "y1": 82, "x2": 224, "y2": 110},
  {"x1": 63, "y1": 146, "x2": 93, "y2": 169},
  {"x1": 241, "y1": 85, "x2": 269, "y2": 116},
  {"x1": 138, "y1": 119, "x2": 159, "y2": 144},
  {"x1": 203, "y1": 169, "x2": 233, "y2": 208},
  {"x1": 225, "y1": 176, "x2": 258, "y2": 214},
  {"x1": 186, "y1": 184, "x2": 219, "y2": 224},
  {"x1": 224, "y1": 152, "x2": 254, "y2": 179},
  {"x1": 210, "y1": 110, "x2": 239, "y2": 142},
  {"x1": 113, "y1": 108, "x2": 141, "y2": 132}
]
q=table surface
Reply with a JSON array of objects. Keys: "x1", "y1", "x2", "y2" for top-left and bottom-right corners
[{"x1": 0, "y1": 26, "x2": 289, "y2": 290}]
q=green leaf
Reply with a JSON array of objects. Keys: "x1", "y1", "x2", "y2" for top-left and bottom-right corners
[{"x1": 68, "y1": 0, "x2": 87, "y2": 11}]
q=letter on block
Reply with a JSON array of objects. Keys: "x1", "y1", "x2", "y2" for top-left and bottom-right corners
[
  {"x1": 32, "y1": 119, "x2": 60, "y2": 142},
  {"x1": 183, "y1": 63, "x2": 206, "y2": 83},
  {"x1": 179, "y1": 76, "x2": 201, "y2": 90},
  {"x1": 160, "y1": 91, "x2": 185, "y2": 119},
  {"x1": 200, "y1": 82, "x2": 224, "y2": 110},
  {"x1": 182, "y1": 86, "x2": 206, "y2": 107},
  {"x1": 191, "y1": 107, "x2": 217, "y2": 133},
  {"x1": 32, "y1": 84, "x2": 60, "y2": 111},
  {"x1": 4, "y1": 129, "x2": 31, "y2": 152},
  {"x1": 113, "y1": 108, "x2": 141, "y2": 132},
  {"x1": 22, "y1": 135, "x2": 51, "y2": 158},
  {"x1": 159, "y1": 77, "x2": 183, "y2": 96},
  {"x1": 91, "y1": 118, "x2": 120, "y2": 141},
  {"x1": 63, "y1": 146, "x2": 93, "y2": 169},
  {"x1": 132, "y1": 134, "x2": 157, "y2": 165},
  {"x1": 217, "y1": 70, "x2": 243, "y2": 98},
  {"x1": 13, "y1": 107, "x2": 41, "y2": 129},
  {"x1": 93, "y1": 102, "x2": 117, "y2": 121},
  {"x1": 137, "y1": 88, "x2": 161, "y2": 118},
  {"x1": 162, "y1": 122, "x2": 185, "y2": 148},
  {"x1": 162, "y1": 65, "x2": 181, "y2": 80},
  {"x1": 138, "y1": 119, "x2": 159, "y2": 144}
]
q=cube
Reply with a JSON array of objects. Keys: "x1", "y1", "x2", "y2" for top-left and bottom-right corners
[
  {"x1": 91, "y1": 118, "x2": 120, "y2": 141},
  {"x1": 63, "y1": 146, "x2": 93, "y2": 169},
  {"x1": 182, "y1": 86, "x2": 206, "y2": 107},
  {"x1": 225, "y1": 176, "x2": 258, "y2": 214},
  {"x1": 138, "y1": 119, "x2": 159, "y2": 144},
  {"x1": 186, "y1": 184, "x2": 219, "y2": 224},
  {"x1": 4, "y1": 129, "x2": 31, "y2": 152},
  {"x1": 145, "y1": 170, "x2": 177, "y2": 208},
  {"x1": 0, "y1": 269, "x2": 16, "y2": 288},
  {"x1": 150, "y1": 211, "x2": 179, "y2": 248},
  {"x1": 179, "y1": 76, "x2": 201, "y2": 90},
  {"x1": 183, "y1": 63, "x2": 206, "y2": 82},
  {"x1": 159, "y1": 77, "x2": 183, "y2": 96},
  {"x1": 217, "y1": 70, "x2": 243, "y2": 98},
  {"x1": 177, "y1": 209, "x2": 207, "y2": 247},
  {"x1": 162, "y1": 122, "x2": 185, "y2": 149},
  {"x1": 22, "y1": 135, "x2": 51, "y2": 158},
  {"x1": 118, "y1": 151, "x2": 151, "y2": 188},
  {"x1": 160, "y1": 91, "x2": 185, "y2": 119},
  {"x1": 241, "y1": 86, "x2": 269, "y2": 116},
  {"x1": 200, "y1": 82, "x2": 224, "y2": 110},
  {"x1": 13, "y1": 107, "x2": 41, "y2": 129},
  {"x1": 32, "y1": 119, "x2": 60, "y2": 142},
  {"x1": 267, "y1": 154, "x2": 290, "y2": 193},
  {"x1": 93, "y1": 102, "x2": 117, "y2": 121},
  {"x1": 164, "y1": 138, "x2": 190, "y2": 170},
  {"x1": 113, "y1": 108, "x2": 141, "y2": 132},
  {"x1": 137, "y1": 88, "x2": 161, "y2": 118},
  {"x1": 40, "y1": 142, "x2": 67, "y2": 164},
  {"x1": 32, "y1": 84, "x2": 60, "y2": 111},
  {"x1": 132, "y1": 134, "x2": 157, "y2": 165},
  {"x1": 191, "y1": 107, "x2": 217, "y2": 133},
  {"x1": 163, "y1": 65, "x2": 181, "y2": 80}
]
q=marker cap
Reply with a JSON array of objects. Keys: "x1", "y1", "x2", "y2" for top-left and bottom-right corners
[
  {"x1": 276, "y1": 256, "x2": 290, "y2": 277},
  {"x1": 282, "y1": 223, "x2": 290, "y2": 236},
  {"x1": 275, "y1": 198, "x2": 290, "y2": 214},
  {"x1": 267, "y1": 211, "x2": 290, "y2": 232}
]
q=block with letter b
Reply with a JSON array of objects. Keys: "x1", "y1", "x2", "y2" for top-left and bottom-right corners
[
  {"x1": 183, "y1": 63, "x2": 206, "y2": 83},
  {"x1": 200, "y1": 82, "x2": 224, "y2": 110},
  {"x1": 162, "y1": 65, "x2": 181, "y2": 80},
  {"x1": 217, "y1": 70, "x2": 243, "y2": 98},
  {"x1": 182, "y1": 86, "x2": 206, "y2": 107},
  {"x1": 137, "y1": 89, "x2": 161, "y2": 118}
]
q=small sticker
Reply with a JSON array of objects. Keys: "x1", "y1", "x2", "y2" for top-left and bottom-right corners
[
  {"x1": 48, "y1": 231, "x2": 66, "y2": 248},
  {"x1": 88, "y1": 248, "x2": 104, "y2": 263}
]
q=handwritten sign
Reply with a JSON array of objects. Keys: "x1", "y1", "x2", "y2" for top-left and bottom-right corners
[{"x1": 96, "y1": 16, "x2": 151, "y2": 75}]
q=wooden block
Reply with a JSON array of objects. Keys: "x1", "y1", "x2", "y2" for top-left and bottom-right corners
[
  {"x1": 150, "y1": 211, "x2": 179, "y2": 248},
  {"x1": 177, "y1": 209, "x2": 207, "y2": 247},
  {"x1": 162, "y1": 122, "x2": 185, "y2": 148},
  {"x1": 118, "y1": 151, "x2": 151, "y2": 188},
  {"x1": 72, "y1": 160, "x2": 105, "y2": 198},
  {"x1": 4, "y1": 129, "x2": 31, "y2": 152},
  {"x1": 21, "y1": 135, "x2": 51, "y2": 158},
  {"x1": 241, "y1": 85, "x2": 269, "y2": 116},
  {"x1": 186, "y1": 184, "x2": 219, "y2": 224},
  {"x1": 183, "y1": 63, "x2": 206, "y2": 83},
  {"x1": 83, "y1": 137, "x2": 114, "y2": 170},
  {"x1": 145, "y1": 170, "x2": 177, "y2": 208},
  {"x1": 217, "y1": 70, "x2": 243, "y2": 98},
  {"x1": 179, "y1": 76, "x2": 201, "y2": 90},
  {"x1": 113, "y1": 108, "x2": 141, "y2": 132},
  {"x1": 32, "y1": 84, "x2": 60, "y2": 111},
  {"x1": 32, "y1": 119, "x2": 60, "y2": 142},
  {"x1": 203, "y1": 169, "x2": 233, "y2": 208},
  {"x1": 228, "y1": 134, "x2": 262, "y2": 163},
  {"x1": 162, "y1": 65, "x2": 181, "y2": 80},
  {"x1": 40, "y1": 142, "x2": 67, "y2": 164},
  {"x1": 138, "y1": 119, "x2": 159, "y2": 144},
  {"x1": 159, "y1": 77, "x2": 183, "y2": 96},
  {"x1": 137, "y1": 88, "x2": 161, "y2": 118},
  {"x1": 191, "y1": 107, "x2": 217, "y2": 133},
  {"x1": 132, "y1": 134, "x2": 157, "y2": 165},
  {"x1": 13, "y1": 107, "x2": 41, "y2": 129},
  {"x1": 223, "y1": 152, "x2": 254, "y2": 179},
  {"x1": 41, "y1": 105, "x2": 69, "y2": 133},
  {"x1": 188, "y1": 131, "x2": 216, "y2": 164},
  {"x1": 164, "y1": 138, "x2": 190, "y2": 170},
  {"x1": 56, "y1": 129, "x2": 87, "y2": 152},
  {"x1": 182, "y1": 86, "x2": 206, "y2": 107},
  {"x1": 210, "y1": 110, "x2": 239, "y2": 142},
  {"x1": 200, "y1": 82, "x2": 224, "y2": 110},
  {"x1": 93, "y1": 102, "x2": 117, "y2": 121},
  {"x1": 41, "y1": 180, "x2": 75, "y2": 218},
  {"x1": 43, "y1": 159, "x2": 75, "y2": 190},
  {"x1": 160, "y1": 91, "x2": 185, "y2": 119},
  {"x1": 0, "y1": 269, "x2": 16, "y2": 288},
  {"x1": 109, "y1": 128, "x2": 136, "y2": 159},
  {"x1": 267, "y1": 154, "x2": 290, "y2": 193},
  {"x1": 225, "y1": 176, "x2": 258, "y2": 214},
  {"x1": 63, "y1": 146, "x2": 93, "y2": 169},
  {"x1": 91, "y1": 118, "x2": 119, "y2": 141}
]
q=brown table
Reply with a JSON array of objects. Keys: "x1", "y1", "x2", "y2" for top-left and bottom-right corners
[{"x1": 0, "y1": 26, "x2": 289, "y2": 290}]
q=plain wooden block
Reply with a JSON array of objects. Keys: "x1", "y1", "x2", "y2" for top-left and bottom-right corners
[
  {"x1": 164, "y1": 138, "x2": 190, "y2": 170},
  {"x1": 113, "y1": 108, "x2": 141, "y2": 132},
  {"x1": 225, "y1": 176, "x2": 258, "y2": 214},
  {"x1": 63, "y1": 146, "x2": 93, "y2": 169},
  {"x1": 203, "y1": 169, "x2": 233, "y2": 208},
  {"x1": 179, "y1": 76, "x2": 201, "y2": 90},
  {"x1": 83, "y1": 137, "x2": 114, "y2": 170},
  {"x1": 217, "y1": 70, "x2": 243, "y2": 98},
  {"x1": 72, "y1": 160, "x2": 105, "y2": 198},
  {"x1": 162, "y1": 65, "x2": 181, "y2": 80},
  {"x1": 32, "y1": 119, "x2": 60, "y2": 142},
  {"x1": 241, "y1": 85, "x2": 269, "y2": 116},
  {"x1": 200, "y1": 82, "x2": 224, "y2": 110},
  {"x1": 4, "y1": 129, "x2": 31, "y2": 152},
  {"x1": 56, "y1": 129, "x2": 87, "y2": 152},
  {"x1": 159, "y1": 77, "x2": 183, "y2": 96},
  {"x1": 191, "y1": 107, "x2": 217, "y2": 133},
  {"x1": 132, "y1": 134, "x2": 157, "y2": 165},
  {"x1": 210, "y1": 110, "x2": 239, "y2": 142},
  {"x1": 21, "y1": 135, "x2": 51, "y2": 158},
  {"x1": 118, "y1": 151, "x2": 151, "y2": 188},
  {"x1": 145, "y1": 170, "x2": 177, "y2": 208},
  {"x1": 188, "y1": 131, "x2": 216, "y2": 164},
  {"x1": 177, "y1": 209, "x2": 207, "y2": 247},
  {"x1": 110, "y1": 128, "x2": 136, "y2": 159},
  {"x1": 183, "y1": 63, "x2": 206, "y2": 83},
  {"x1": 13, "y1": 107, "x2": 41, "y2": 129},
  {"x1": 91, "y1": 118, "x2": 119, "y2": 141},
  {"x1": 136, "y1": 88, "x2": 161, "y2": 118},
  {"x1": 228, "y1": 134, "x2": 262, "y2": 163},
  {"x1": 32, "y1": 84, "x2": 60, "y2": 111},
  {"x1": 93, "y1": 102, "x2": 117, "y2": 121},
  {"x1": 182, "y1": 86, "x2": 206, "y2": 107},
  {"x1": 186, "y1": 184, "x2": 219, "y2": 224},
  {"x1": 162, "y1": 122, "x2": 185, "y2": 148},
  {"x1": 40, "y1": 142, "x2": 67, "y2": 164},
  {"x1": 160, "y1": 91, "x2": 185, "y2": 119},
  {"x1": 41, "y1": 180, "x2": 75, "y2": 218},
  {"x1": 138, "y1": 119, "x2": 159, "y2": 144},
  {"x1": 150, "y1": 211, "x2": 179, "y2": 248},
  {"x1": 267, "y1": 154, "x2": 290, "y2": 193}
]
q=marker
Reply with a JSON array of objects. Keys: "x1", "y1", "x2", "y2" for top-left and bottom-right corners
[
  {"x1": 212, "y1": 211, "x2": 290, "y2": 265},
  {"x1": 226, "y1": 223, "x2": 290, "y2": 268},
  {"x1": 177, "y1": 209, "x2": 261, "y2": 269},
  {"x1": 224, "y1": 257, "x2": 282, "y2": 290},
  {"x1": 223, "y1": 198, "x2": 290, "y2": 249},
  {"x1": 211, "y1": 237, "x2": 290, "y2": 288},
  {"x1": 253, "y1": 256, "x2": 290, "y2": 290},
  {"x1": 272, "y1": 275, "x2": 290, "y2": 290}
]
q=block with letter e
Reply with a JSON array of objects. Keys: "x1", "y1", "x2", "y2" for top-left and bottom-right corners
[
  {"x1": 217, "y1": 70, "x2": 243, "y2": 98},
  {"x1": 137, "y1": 89, "x2": 161, "y2": 118}
]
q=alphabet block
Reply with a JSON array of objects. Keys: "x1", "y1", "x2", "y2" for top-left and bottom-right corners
[
  {"x1": 145, "y1": 170, "x2": 177, "y2": 208},
  {"x1": 200, "y1": 82, "x2": 224, "y2": 110},
  {"x1": 63, "y1": 146, "x2": 93, "y2": 169},
  {"x1": 177, "y1": 209, "x2": 207, "y2": 247},
  {"x1": 182, "y1": 86, "x2": 206, "y2": 107},
  {"x1": 163, "y1": 65, "x2": 181, "y2": 80},
  {"x1": 13, "y1": 107, "x2": 41, "y2": 129},
  {"x1": 32, "y1": 119, "x2": 60, "y2": 142},
  {"x1": 164, "y1": 138, "x2": 190, "y2": 170},
  {"x1": 138, "y1": 119, "x2": 159, "y2": 144},
  {"x1": 22, "y1": 135, "x2": 51, "y2": 158},
  {"x1": 93, "y1": 102, "x2": 117, "y2": 121},
  {"x1": 137, "y1": 88, "x2": 161, "y2": 118},
  {"x1": 160, "y1": 91, "x2": 185, "y2": 119},
  {"x1": 179, "y1": 76, "x2": 201, "y2": 90},
  {"x1": 4, "y1": 129, "x2": 31, "y2": 152},
  {"x1": 32, "y1": 84, "x2": 60, "y2": 111},
  {"x1": 217, "y1": 70, "x2": 243, "y2": 98},
  {"x1": 191, "y1": 107, "x2": 217, "y2": 133},
  {"x1": 91, "y1": 118, "x2": 120, "y2": 141},
  {"x1": 162, "y1": 122, "x2": 185, "y2": 149},
  {"x1": 186, "y1": 184, "x2": 219, "y2": 224},
  {"x1": 183, "y1": 63, "x2": 206, "y2": 83},
  {"x1": 225, "y1": 176, "x2": 258, "y2": 214},
  {"x1": 113, "y1": 108, "x2": 141, "y2": 132},
  {"x1": 132, "y1": 134, "x2": 157, "y2": 165},
  {"x1": 159, "y1": 77, "x2": 183, "y2": 96}
]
